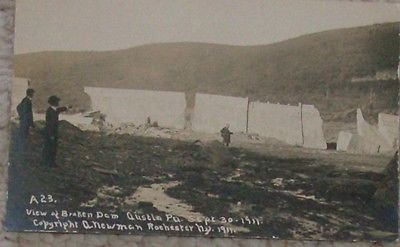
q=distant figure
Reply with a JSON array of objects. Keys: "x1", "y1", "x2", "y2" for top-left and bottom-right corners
[
  {"x1": 146, "y1": 117, "x2": 151, "y2": 127},
  {"x1": 41, "y1": 95, "x2": 68, "y2": 167},
  {"x1": 220, "y1": 124, "x2": 233, "y2": 147},
  {"x1": 16, "y1": 88, "x2": 35, "y2": 151}
]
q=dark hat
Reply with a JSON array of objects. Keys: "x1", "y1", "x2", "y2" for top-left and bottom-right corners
[
  {"x1": 48, "y1": 95, "x2": 60, "y2": 105},
  {"x1": 26, "y1": 88, "x2": 35, "y2": 96}
]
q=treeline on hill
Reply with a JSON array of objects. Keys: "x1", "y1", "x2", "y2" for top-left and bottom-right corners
[{"x1": 14, "y1": 22, "x2": 399, "y2": 122}]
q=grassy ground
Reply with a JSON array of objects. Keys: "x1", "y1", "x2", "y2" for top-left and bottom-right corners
[{"x1": 6, "y1": 121, "x2": 398, "y2": 241}]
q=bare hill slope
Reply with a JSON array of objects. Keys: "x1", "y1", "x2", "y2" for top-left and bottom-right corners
[{"x1": 14, "y1": 22, "x2": 399, "y2": 121}]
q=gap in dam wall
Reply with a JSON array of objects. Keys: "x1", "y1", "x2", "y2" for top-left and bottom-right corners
[{"x1": 12, "y1": 82, "x2": 328, "y2": 149}]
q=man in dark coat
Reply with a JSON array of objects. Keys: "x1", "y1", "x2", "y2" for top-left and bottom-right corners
[
  {"x1": 220, "y1": 124, "x2": 233, "y2": 147},
  {"x1": 16, "y1": 88, "x2": 35, "y2": 151},
  {"x1": 41, "y1": 95, "x2": 68, "y2": 167}
]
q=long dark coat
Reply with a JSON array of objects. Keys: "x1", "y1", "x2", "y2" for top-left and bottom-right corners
[
  {"x1": 16, "y1": 97, "x2": 34, "y2": 151},
  {"x1": 42, "y1": 106, "x2": 67, "y2": 167},
  {"x1": 17, "y1": 97, "x2": 34, "y2": 136}
]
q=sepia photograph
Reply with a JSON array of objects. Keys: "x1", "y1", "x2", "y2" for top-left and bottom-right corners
[{"x1": 5, "y1": 0, "x2": 400, "y2": 241}]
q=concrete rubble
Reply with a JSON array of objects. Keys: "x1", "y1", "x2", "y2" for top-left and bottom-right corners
[
  {"x1": 336, "y1": 131, "x2": 353, "y2": 152},
  {"x1": 337, "y1": 109, "x2": 398, "y2": 155}
]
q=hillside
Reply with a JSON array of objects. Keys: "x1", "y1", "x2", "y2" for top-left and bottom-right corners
[{"x1": 14, "y1": 22, "x2": 399, "y2": 121}]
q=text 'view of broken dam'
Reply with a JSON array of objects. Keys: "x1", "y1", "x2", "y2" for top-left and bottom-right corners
[{"x1": 8, "y1": 21, "x2": 399, "y2": 241}]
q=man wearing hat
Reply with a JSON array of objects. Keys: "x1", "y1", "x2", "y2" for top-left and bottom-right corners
[
  {"x1": 16, "y1": 88, "x2": 35, "y2": 151},
  {"x1": 42, "y1": 95, "x2": 68, "y2": 167}
]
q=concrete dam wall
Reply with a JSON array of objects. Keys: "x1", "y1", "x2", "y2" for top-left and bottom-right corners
[{"x1": 84, "y1": 87, "x2": 186, "y2": 129}]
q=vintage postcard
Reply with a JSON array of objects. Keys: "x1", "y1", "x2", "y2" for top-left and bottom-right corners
[{"x1": 6, "y1": 0, "x2": 399, "y2": 241}]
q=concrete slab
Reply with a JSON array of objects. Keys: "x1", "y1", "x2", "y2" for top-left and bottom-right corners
[
  {"x1": 302, "y1": 104, "x2": 327, "y2": 149},
  {"x1": 84, "y1": 87, "x2": 186, "y2": 129},
  {"x1": 248, "y1": 102, "x2": 302, "y2": 146},
  {"x1": 337, "y1": 131, "x2": 353, "y2": 151},
  {"x1": 192, "y1": 93, "x2": 248, "y2": 133},
  {"x1": 378, "y1": 113, "x2": 399, "y2": 149}
]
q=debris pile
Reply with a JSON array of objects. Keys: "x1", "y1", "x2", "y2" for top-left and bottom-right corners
[
  {"x1": 103, "y1": 123, "x2": 179, "y2": 139},
  {"x1": 8, "y1": 119, "x2": 398, "y2": 240},
  {"x1": 337, "y1": 109, "x2": 398, "y2": 155}
]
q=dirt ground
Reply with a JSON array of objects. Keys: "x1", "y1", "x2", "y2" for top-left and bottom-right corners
[{"x1": 6, "y1": 121, "x2": 398, "y2": 241}]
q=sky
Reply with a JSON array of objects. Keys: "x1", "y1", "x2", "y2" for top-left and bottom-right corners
[{"x1": 14, "y1": 0, "x2": 400, "y2": 54}]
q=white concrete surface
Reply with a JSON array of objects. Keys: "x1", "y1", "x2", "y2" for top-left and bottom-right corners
[
  {"x1": 338, "y1": 110, "x2": 398, "y2": 155},
  {"x1": 248, "y1": 102, "x2": 302, "y2": 146},
  {"x1": 355, "y1": 109, "x2": 393, "y2": 154},
  {"x1": 84, "y1": 89, "x2": 328, "y2": 149},
  {"x1": 337, "y1": 131, "x2": 353, "y2": 151},
  {"x1": 84, "y1": 87, "x2": 186, "y2": 129},
  {"x1": 248, "y1": 102, "x2": 326, "y2": 149},
  {"x1": 34, "y1": 113, "x2": 95, "y2": 130},
  {"x1": 192, "y1": 93, "x2": 248, "y2": 133},
  {"x1": 378, "y1": 113, "x2": 399, "y2": 149},
  {"x1": 301, "y1": 104, "x2": 327, "y2": 149},
  {"x1": 59, "y1": 114, "x2": 93, "y2": 126}
]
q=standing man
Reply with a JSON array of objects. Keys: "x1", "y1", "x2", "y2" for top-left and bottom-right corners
[
  {"x1": 220, "y1": 124, "x2": 233, "y2": 147},
  {"x1": 16, "y1": 88, "x2": 35, "y2": 151},
  {"x1": 42, "y1": 95, "x2": 68, "y2": 167}
]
